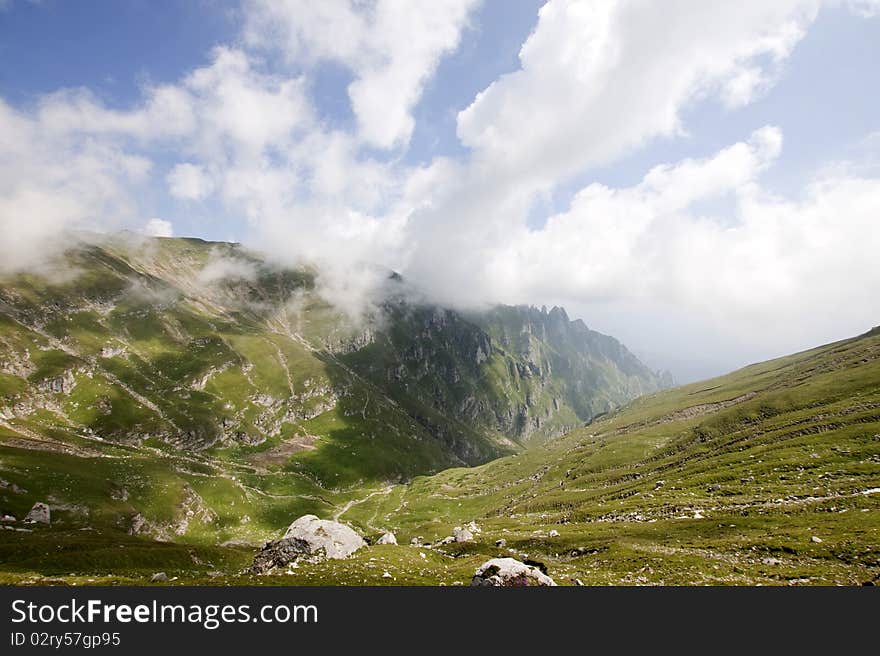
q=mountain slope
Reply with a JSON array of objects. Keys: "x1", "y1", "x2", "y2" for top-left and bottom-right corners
[
  {"x1": 1, "y1": 323, "x2": 876, "y2": 584},
  {"x1": 337, "y1": 327, "x2": 880, "y2": 585},
  {"x1": 0, "y1": 234, "x2": 663, "y2": 553}
]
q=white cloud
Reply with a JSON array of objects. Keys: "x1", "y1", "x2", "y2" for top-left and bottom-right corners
[
  {"x1": 167, "y1": 163, "x2": 214, "y2": 200},
  {"x1": 0, "y1": 99, "x2": 151, "y2": 272},
  {"x1": 428, "y1": 127, "x2": 880, "y2": 365},
  {"x1": 244, "y1": 0, "x2": 480, "y2": 149},
  {"x1": 398, "y1": 0, "x2": 828, "y2": 325},
  {"x1": 36, "y1": 85, "x2": 195, "y2": 141},
  {"x1": 457, "y1": 0, "x2": 817, "y2": 190},
  {"x1": 843, "y1": 0, "x2": 880, "y2": 16},
  {"x1": 182, "y1": 47, "x2": 313, "y2": 160},
  {"x1": 143, "y1": 218, "x2": 173, "y2": 238},
  {"x1": 196, "y1": 251, "x2": 258, "y2": 286}
]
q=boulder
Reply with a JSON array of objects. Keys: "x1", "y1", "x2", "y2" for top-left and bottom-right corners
[
  {"x1": 283, "y1": 515, "x2": 365, "y2": 558},
  {"x1": 452, "y1": 526, "x2": 474, "y2": 543},
  {"x1": 471, "y1": 558, "x2": 556, "y2": 587},
  {"x1": 251, "y1": 537, "x2": 312, "y2": 573},
  {"x1": 251, "y1": 515, "x2": 365, "y2": 573},
  {"x1": 150, "y1": 572, "x2": 168, "y2": 582},
  {"x1": 24, "y1": 502, "x2": 50, "y2": 525},
  {"x1": 377, "y1": 531, "x2": 397, "y2": 545}
]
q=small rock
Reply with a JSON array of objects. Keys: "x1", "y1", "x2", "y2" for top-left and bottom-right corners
[
  {"x1": 150, "y1": 572, "x2": 169, "y2": 582},
  {"x1": 471, "y1": 558, "x2": 556, "y2": 587},
  {"x1": 410, "y1": 537, "x2": 422, "y2": 546},
  {"x1": 548, "y1": 529, "x2": 560, "y2": 538},
  {"x1": 762, "y1": 558, "x2": 781, "y2": 566},
  {"x1": 706, "y1": 484, "x2": 721, "y2": 492},
  {"x1": 495, "y1": 538, "x2": 507, "y2": 548},
  {"x1": 382, "y1": 571, "x2": 392, "y2": 578},
  {"x1": 1, "y1": 515, "x2": 15, "y2": 523},
  {"x1": 376, "y1": 531, "x2": 397, "y2": 545},
  {"x1": 452, "y1": 526, "x2": 474, "y2": 543},
  {"x1": 24, "y1": 502, "x2": 50, "y2": 525},
  {"x1": 572, "y1": 578, "x2": 585, "y2": 586},
  {"x1": 0, "y1": 479, "x2": 26, "y2": 495},
  {"x1": 810, "y1": 536, "x2": 822, "y2": 544}
]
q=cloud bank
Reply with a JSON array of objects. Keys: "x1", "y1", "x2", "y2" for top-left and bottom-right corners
[{"x1": 0, "y1": 0, "x2": 878, "y2": 377}]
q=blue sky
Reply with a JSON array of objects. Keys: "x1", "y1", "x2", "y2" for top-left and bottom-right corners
[{"x1": 1, "y1": 1, "x2": 879, "y2": 380}]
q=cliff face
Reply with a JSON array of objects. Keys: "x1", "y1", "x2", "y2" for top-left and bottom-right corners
[
  {"x1": 0, "y1": 235, "x2": 667, "y2": 486},
  {"x1": 343, "y1": 301, "x2": 667, "y2": 447}
]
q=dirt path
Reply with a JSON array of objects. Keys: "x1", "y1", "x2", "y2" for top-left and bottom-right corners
[{"x1": 333, "y1": 485, "x2": 394, "y2": 524}]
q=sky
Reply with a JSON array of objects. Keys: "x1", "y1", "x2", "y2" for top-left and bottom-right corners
[{"x1": 1, "y1": 0, "x2": 879, "y2": 382}]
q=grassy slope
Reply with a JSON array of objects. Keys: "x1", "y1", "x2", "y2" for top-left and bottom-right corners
[
  {"x1": 337, "y1": 327, "x2": 880, "y2": 585},
  {"x1": 2, "y1": 328, "x2": 877, "y2": 585},
  {"x1": 0, "y1": 238, "x2": 467, "y2": 569}
]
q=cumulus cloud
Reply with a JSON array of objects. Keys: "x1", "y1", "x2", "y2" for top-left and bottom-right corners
[
  {"x1": 244, "y1": 0, "x2": 480, "y2": 149},
  {"x1": 167, "y1": 163, "x2": 214, "y2": 200},
  {"x1": 422, "y1": 127, "x2": 880, "y2": 372},
  {"x1": 456, "y1": 0, "x2": 816, "y2": 189},
  {"x1": 397, "y1": 0, "x2": 861, "y2": 360},
  {"x1": 0, "y1": 99, "x2": 151, "y2": 272},
  {"x1": 142, "y1": 218, "x2": 174, "y2": 238}
]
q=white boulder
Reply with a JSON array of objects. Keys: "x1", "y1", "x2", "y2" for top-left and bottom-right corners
[
  {"x1": 452, "y1": 526, "x2": 474, "y2": 543},
  {"x1": 471, "y1": 558, "x2": 556, "y2": 587},
  {"x1": 377, "y1": 531, "x2": 397, "y2": 545},
  {"x1": 251, "y1": 514, "x2": 366, "y2": 573},
  {"x1": 24, "y1": 502, "x2": 50, "y2": 525},
  {"x1": 282, "y1": 514, "x2": 366, "y2": 560}
]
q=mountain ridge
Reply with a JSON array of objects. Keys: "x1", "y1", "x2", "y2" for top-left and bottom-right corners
[{"x1": 0, "y1": 234, "x2": 665, "y2": 524}]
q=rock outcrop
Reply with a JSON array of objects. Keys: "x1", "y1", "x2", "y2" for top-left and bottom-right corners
[
  {"x1": 471, "y1": 558, "x2": 557, "y2": 587},
  {"x1": 452, "y1": 526, "x2": 474, "y2": 543},
  {"x1": 24, "y1": 502, "x2": 50, "y2": 525}
]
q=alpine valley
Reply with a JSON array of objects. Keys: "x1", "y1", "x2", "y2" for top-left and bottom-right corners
[{"x1": 0, "y1": 235, "x2": 877, "y2": 586}]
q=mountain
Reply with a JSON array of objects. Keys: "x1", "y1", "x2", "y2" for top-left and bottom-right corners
[
  {"x1": 0, "y1": 234, "x2": 664, "y2": 556},
  {"x1": 0, "y1": 257, "x2": 876, "y2": 584}
]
